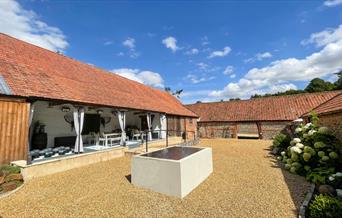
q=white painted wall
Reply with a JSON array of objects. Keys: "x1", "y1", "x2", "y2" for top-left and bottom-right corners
[{"x1": 32, "y1": 101, "x2": 76, "y2": 148}]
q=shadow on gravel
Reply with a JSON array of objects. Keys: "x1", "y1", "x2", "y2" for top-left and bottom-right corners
[
  {"x1": 125, "y1": 174, "x2": 131, "y2": 183},
  {"x1": 265, "y1": 147, "x2": 310, "y2": 216}
]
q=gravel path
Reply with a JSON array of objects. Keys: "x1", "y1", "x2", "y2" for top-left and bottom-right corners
[{"x1": 0, "y1": 139, "x2": 310, "y2": 217}]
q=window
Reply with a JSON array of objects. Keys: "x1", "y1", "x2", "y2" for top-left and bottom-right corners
[{"x1": 189, "y1": 118, "x2": 193, "y2": 126}]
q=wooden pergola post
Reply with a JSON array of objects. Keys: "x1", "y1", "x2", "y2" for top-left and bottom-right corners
[
  {"x1": 257, "y1": 122, "x2": 263, "y2": 139},
  {"x1": 184, "y1": 117, "x2": 187, "y2": 142},
  {"x1": 166, "y1": 116, "x2": 169, "y2": 147}
]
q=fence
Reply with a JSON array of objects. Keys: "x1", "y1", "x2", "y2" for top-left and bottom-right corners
[{"x1": 133, "y1": 129, "x2": 199, "y2": 153}]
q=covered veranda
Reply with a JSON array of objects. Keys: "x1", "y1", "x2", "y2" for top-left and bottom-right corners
[{"x1": 27, "y1": 100, "x2": 180, "y2": 164}]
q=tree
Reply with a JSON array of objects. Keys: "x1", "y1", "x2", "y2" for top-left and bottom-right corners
[
  {"x1": 334, "y1": 71, "x2": 342, "y2": 90},
  {"x1": 249, "y1": 75, "x2": 339, "y2": 99},
  {"x1": 164, "y1": 87, "x2": 172, "y2": 93},
  {"x1": 251, "y1": 94, "x2": 262, "y2": 99},
  {"x1": 172, "y1": 89, "x2": 183, "y2": 98},
  {"x1": 304, "y1": 78, "x2": 335, "y2": 93},
  {"x1": 164, "y1": 87, "x2": 183, "y2": 98}
]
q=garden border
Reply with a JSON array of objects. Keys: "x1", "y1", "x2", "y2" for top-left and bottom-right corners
[
  {"x1": 0, "y1": 183, "x2": 25, "y2": 200},
  {"x1": 298, "y1": 183, "x2": 315, "y2": 218}
]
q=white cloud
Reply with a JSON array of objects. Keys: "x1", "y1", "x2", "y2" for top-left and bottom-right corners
[
  {"x1": 197, "y1": 62, "x2": 209, "y2": 71},
  {"x1": 162, "y1": 36, "x2": 180, "y2": 52},
  {"x1": 196, "y1": 62, "x2": 221, "y2": 73},
  {"x1": 301, "y1": 25, "x2": 342, "y2": 47},
  {"x1": 185, "y1": 48, "x2": 199, "y2": 55},
  {"x1": 186, "y1": 74, "x2": 215, "y2": 84},
  {"x1": 181, "y1": 89, "x2": 212, "y2": 98},
  {"x1": 269, "y1": 84, "x2": 297, "y2": 93},
  {"x1": 245, "y1": 52, "x2": 272, "y2": 63},
  {"x1": 104, "y1": 41, "x2": 113, "y2": 46},
  {"x1": 230, "y1": 74, "x2": 236, "y2": 79},
  {"x1": 147, "y1": 32, "x2": 156, "y2": 37},
  {"x1": 0, "y1": 0, "x2": 68, "y2": 52},
  {"x1": 324, "y1": 0, "x2": 342, "y2": 7},
  {"x1": 121, "y1": 37, "x2": 139, "y2": 58},
  {"x1": 208, "y1": 46, "x2": 231, "y2": 58},
  {"x1": 256, "y1": 52, "x2": 272, "y2": 60},
  {"x1": 209, "y1": 24, "x2": 342, "y2": 98},
  {"x1": 201, "y1": 36, "x2": 210, "y2": 46},
  {"x1": 122, "y1": 37, "x2": 135, "y2": 49},
  {"x1": 180, "y1": 89, "x2": 217, "y2": 104},
  {"x1": 117, "y1": 52, "x2": 124, "y2": 56},
  {"x1": 111, "y1": 68, "x2": 164, "y2": 88},
  {"x1": 223, "y1": 66, "x2": 234, "y2": 75}
]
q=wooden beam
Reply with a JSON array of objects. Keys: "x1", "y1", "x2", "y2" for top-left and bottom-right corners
[
  {"x1": 256, "y1": 122, "x2": 263, "y2": 139},
  {"x1": 166, "y1": 116, "x2": 169, "y2": 147},
  {"x1": 0, "y1": 96, "x2": 26, "y2": 103},
  {"x1": 184, "y1": 117, "x2": 187, "y2": 142}
]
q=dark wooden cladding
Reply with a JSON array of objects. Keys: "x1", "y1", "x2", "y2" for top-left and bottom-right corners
[{"x1": 0, "y1": 99, "x2": 29, "y2": 164}]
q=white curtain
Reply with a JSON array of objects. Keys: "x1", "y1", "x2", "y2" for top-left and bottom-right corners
[
  {"x1": 79, "y1": 109, "x2": 84, "y2": 152},
  {"x1": 147, "y1": 113, "x2": 152, "y2": 141},
  {"x1": 118, "y1": 111, "x2": 126, "y2": 145},
  {"x1": 74, "y1": 108, "x2": 84, "y2": 153},
  {"x1": 160, "y1": 114, "x2": 166, "y2": 139},
  {"x1": 29, "y1": 104, "x2": 34, "y2": 126}
]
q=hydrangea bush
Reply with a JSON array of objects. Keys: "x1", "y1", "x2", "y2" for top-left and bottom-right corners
[{"x1": 275, "y1": 115, "x2": 342, "y2": 185}]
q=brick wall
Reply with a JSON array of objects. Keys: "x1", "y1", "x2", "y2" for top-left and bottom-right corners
[
  {"x1": 198, "y1": 122, "x2": 237, "y2": 138},
  {"x1": 166, "y1": 116, "x2": 198, "y2": 140},
  {"x1": 318, "y1": 112, "x2": 342, "y2": 141},
  {"x1": 197, "y1": 121, "x2": 290, "y2": 140},
  {"x1": 259, "y1": 121, "x2": 291, "y2": 139},
  {"x1": 237, "y1": 122, "x2": 258, "y2": 134},
  {"x1": 184, "y1": 117, "x2": 197, "y2": 140}
]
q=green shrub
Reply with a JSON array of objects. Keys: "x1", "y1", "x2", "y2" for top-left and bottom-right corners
[
  {"x1": 0, "y1": 165, "x2": 21, "y2": 175},
  {"x1": 278, "y1": 115, "x2": 342, "y2": 184},
  {"x1": 273, "y1": 133, "x2": 290, "y2": 149},
  {"x1": 309, "y1": 194, "x2": 342, "y2": 218},
  {"x1": 306, "y1": 167, "x2": 335, "y2": 185},
  {"x1": 328, "y1": 172, "x2": 342, "y2": 189}
]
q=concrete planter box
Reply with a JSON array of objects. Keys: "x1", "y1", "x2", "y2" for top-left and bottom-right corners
[
  {"x1": 17, "y1": 147, "x2": 124, "y2": 181},
  {"x1": 131, "y1": 146, "x2": 213, "y2": 198}
]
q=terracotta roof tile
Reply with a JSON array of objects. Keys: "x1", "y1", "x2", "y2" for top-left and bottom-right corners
[
  {"x1": 185, "y1": 91, "x2": 341, "y2": 122},
  {"x1": 307, "y1": 93, "x2": 342, "y2": 115},
  {"x1": 0, "y1": 33, "x2": 197, "y2": 117}
]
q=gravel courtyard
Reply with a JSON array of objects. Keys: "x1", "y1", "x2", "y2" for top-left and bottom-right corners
[{"x1": 0, "y1": 139, "x2": 311, "y2": 217}]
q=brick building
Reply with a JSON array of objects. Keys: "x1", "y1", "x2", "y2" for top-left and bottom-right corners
[
  {"x1": 185, "y1": 91, "x2": 342, "y2": 140},
  {"x1": 0, "y1": 33, "x2": 197, "y2": 165},
  {"x1": 303, "y1": 93, "x2": 342, "y2": 141}
]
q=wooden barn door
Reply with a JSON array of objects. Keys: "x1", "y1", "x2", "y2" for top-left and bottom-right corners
[
  {"x1": 237, "y1": 122, "x2": 259, "y2": 138},
  {"x1": 0, "y1": 98, "x2": 30, "y2": 164}
]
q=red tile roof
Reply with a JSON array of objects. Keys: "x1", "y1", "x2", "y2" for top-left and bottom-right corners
[
  {"x1": 307, "y1": 93, "x2": 342, "y2": 116},
  {"x1": 0, "y1": 33, "x2": 197, "y2": 117},
  {"x1": 185, "y1": 91, "x2": 341, "y2": 122}
]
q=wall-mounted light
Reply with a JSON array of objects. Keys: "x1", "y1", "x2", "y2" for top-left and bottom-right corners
[
  {"x1": 61, "y1": 106, "x2": 71, "y2": 112},
  {"x1": 97, "y1": 109, "x2": 103, "y2": 114}
]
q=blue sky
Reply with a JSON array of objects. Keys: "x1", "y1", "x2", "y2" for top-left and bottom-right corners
[{"x1": 1, "y1": 0, "x2": 342, "y2": 103}]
